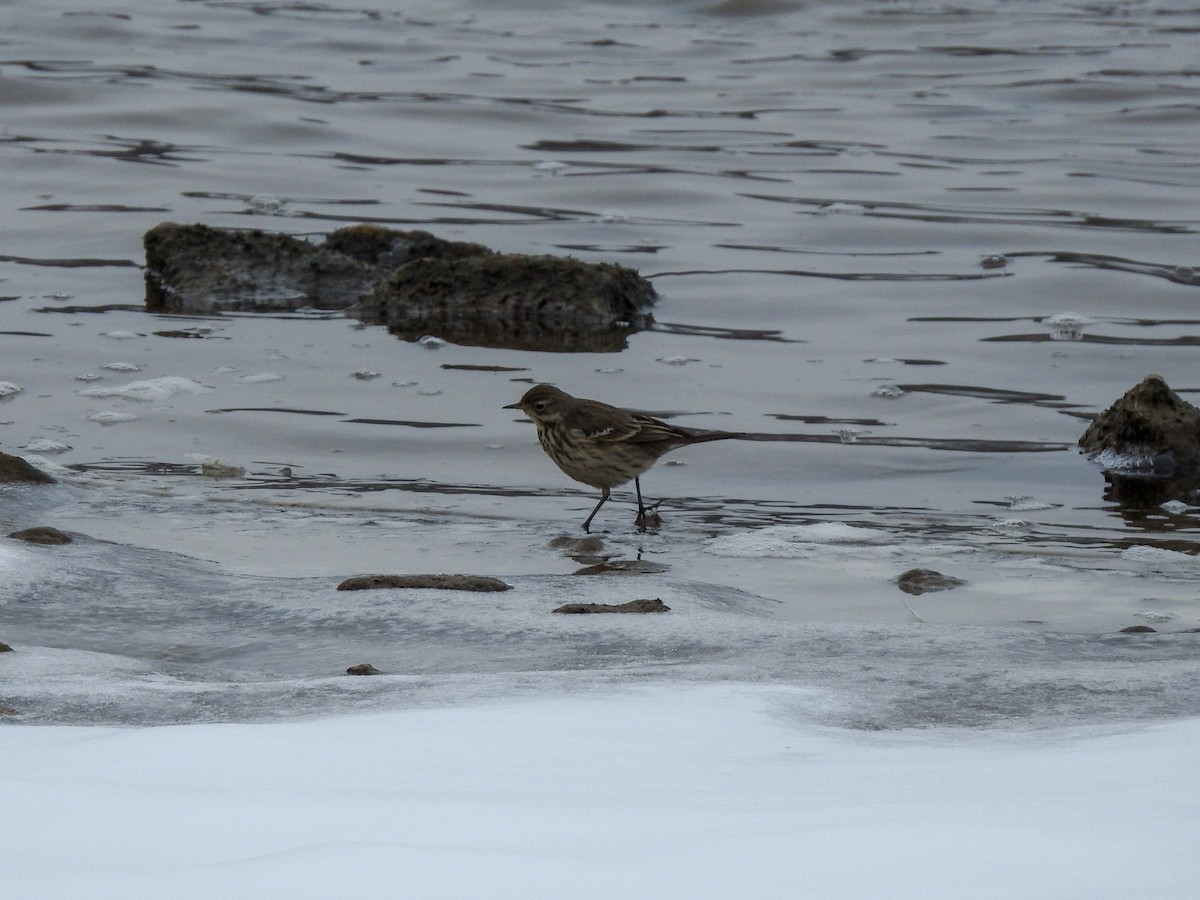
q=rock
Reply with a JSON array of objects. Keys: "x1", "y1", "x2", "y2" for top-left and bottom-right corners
[
  {"x1": 8, "y1": 526, "x2": 73, "y2": 545},
  {"x1": 345, "y1": 663, "x2": 382, "y2": 676},
  {"x1": 144, "y1": 222, "x2": 380, "y2": 313},
  {"x1": 143, "y1": 222, "x2": 656, "y2": 350},
  {"x1": 896, "y1": 568, "x2": 966, "y2": 595},
  {"x1": 552, "y1": 598, "x2": 671, "y2": 614},
  {"x1": 350, "y1": 253, "x2": 656, "y2": 351},
  {"x1": 1079, "y1": 374, "x2": 1200, "y2": 470},
  {"x1": 0, "y1": 451, "x2": 55, "y2": 484},
  {"x1": 1119, "y1": 625, "x2": 1157, "y2": 634},
  {"x1": 336, "y1": 574, "x2": 513, "y2": 592},
  {"x1": 0, "y1": 704, "x2": 17, "y2": 716},
  {"x1": 0, "y1": 641, "x2": 13, "y2": 652}
]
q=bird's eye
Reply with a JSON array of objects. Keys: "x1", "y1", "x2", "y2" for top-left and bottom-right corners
[{"x1": 534, "y1": 401, "x2": 546, "y2": 411}]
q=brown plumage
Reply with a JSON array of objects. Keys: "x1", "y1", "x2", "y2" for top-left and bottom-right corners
[{"x1": 504, "y1": 383, "x2": 742, "y2": 531}]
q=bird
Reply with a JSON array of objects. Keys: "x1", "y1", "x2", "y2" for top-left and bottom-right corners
[{"x1": 504, "y1": 383, "x2": 743, "y2": 531}]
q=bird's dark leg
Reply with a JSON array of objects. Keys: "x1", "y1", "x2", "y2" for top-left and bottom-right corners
[
  {"x1": 581, "y1": 487, "x2": 611, "y2": 533},
  {"x1": 633, "y1": 476, "x2": 663, "y2": 528}
]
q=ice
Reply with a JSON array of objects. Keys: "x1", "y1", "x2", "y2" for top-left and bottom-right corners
[
  {"x1": 815, "y1": 201, "x2": 865, "y2": 215},
  {"x1": 2, "y1": 684, "x2": 1198, "y2": 900},
  {"x1": 1005, "y1": 495, "x2": 1057, "y2": 512},
  {"x1": 533, "y1": 159, "x2": 568, "y2": 174},
  {"x1": 19, "y1": 438, "x2": 71, "y2": 454},
  {"x1": 705, "y1": 523, "x2": 892, "y2": 558},
  {"x1": 78, "y1": 376, "x2": 215, "y2": 403},
  {"x1": 1090, "y1": 448, "x2": 1156, "y2": 471},
  {"x1": 185, "y1": 454, "x2": 247, "y2": 479},
  {"x1": 247, "y1": 193, "x2": 284, "y2": 215},
  {"x1": 1043, "y1": 311, "x2": 1095, "y2": 341},
  {"x1": 86, "y1": 411, "x2": 139, "y2": 425},
  {"x1": 1120, "y1": 545, "x2": 1195, "y2": 563}
]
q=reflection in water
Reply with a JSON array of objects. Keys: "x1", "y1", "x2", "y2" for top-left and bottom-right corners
[{"x1": 1100, "y1": 471, "x2": 1200, "y2": 530}]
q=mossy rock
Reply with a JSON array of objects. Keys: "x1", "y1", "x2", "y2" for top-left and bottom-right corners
[
  {"x1": 0, "y1": 451, "x2": 55, "y2": 484},
  {"x1": 352, "y1": 253, "x2": 656, "y2": 352},
  {"x1": 1079, "y1": 374, "x2": 1200, "y2": 469}
]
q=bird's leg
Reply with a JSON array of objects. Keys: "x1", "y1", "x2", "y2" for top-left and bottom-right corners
[
  {"x1": 633, "y1": 477, "x2": 663, "y2": 529},
  {"x1": 581, "y1": 487, "x2": 611, "y2": 533}
]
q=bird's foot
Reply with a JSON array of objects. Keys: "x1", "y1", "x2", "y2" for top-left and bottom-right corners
[{"x1": 635, "y1": 501, "x2": 664, "y2": 530}]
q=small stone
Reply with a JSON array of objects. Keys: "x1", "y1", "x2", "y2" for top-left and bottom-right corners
[
  {"x1": 346, "y1": 663, "x2": 382, "y2": 676},
  {"x1": 1119, "y1": 625, "x2": 1157, "y2": 634},
  {"x1": 0, "y1": 641, "x2": 13, "y2": 652},
  {"x1": 8, "y1": 526, "x2": 74, "y2": 545},
  {"x1": 549, "y1": 535, "x2": 607, "y2": 555},
  {"x1": 896, "y1": 568, "x2": 966, "y2": 595},
  {"x1": 552, "y1": 598, "x2": 671, "y2": 614},
  {"x1": 336, "y1": 574, "x2": 512, "y2": 592}
]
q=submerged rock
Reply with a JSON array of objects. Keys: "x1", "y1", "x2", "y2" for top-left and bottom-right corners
[
  {"x1": 336, "y1": 574, "x2": 513, "y2": 592},
  {"x1": 350, "y1": 252, "x2": 656, "y2": 351},
  {"x1": 0, "y1": 451, "x2": 55, "y2": 484},
  {"x1": 896, "y1": 568, "x2": 966, "y2": 595},
  {"x1": 345, "y1": 663, "x2": 382, "y2": 676},
  {"x1": 143, "y1": 222, "x2": 655, "y2": 350},
  {"x1": 552, "y1": 598, "x2": 671, "y2": 614},
  {"x1": 572, "y1": 559, "x2": 671, "y2": 575},
  {"x1": 1079, "y1": 374, "x2": 1200, "y2": 470},
  {"x1": 8, "y1": 526, "x2": 74, "y2": 545}
]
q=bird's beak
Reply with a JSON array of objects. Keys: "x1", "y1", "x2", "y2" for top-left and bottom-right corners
[{"x1": 502, "y1": 401, "x2": 522, "y2": 410}]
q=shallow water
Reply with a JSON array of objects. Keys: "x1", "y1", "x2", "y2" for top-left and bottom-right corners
[{"x1": 2, "y1": 0, "x2": 1199, "y2": 725}]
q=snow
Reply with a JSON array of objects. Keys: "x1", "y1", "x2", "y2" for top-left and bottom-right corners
[{"x1": 3, "y1": 683, "x2": 1198, "y2": 899}]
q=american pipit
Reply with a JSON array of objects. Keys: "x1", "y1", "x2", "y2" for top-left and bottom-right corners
[{"x1": 505, "y1": 383, "x2": 743, "y2": 531}]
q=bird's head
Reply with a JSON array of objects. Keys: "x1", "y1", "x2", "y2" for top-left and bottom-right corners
[{"x1": 504, "y1": 383, "x2": 570, "y2": 425}]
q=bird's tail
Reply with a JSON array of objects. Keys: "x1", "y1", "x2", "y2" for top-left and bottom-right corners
[{"x1": 683, "y1": 429, "x2": 748, "y2": 444}]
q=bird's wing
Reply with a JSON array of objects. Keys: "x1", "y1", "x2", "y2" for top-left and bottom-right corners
[
  {"x1": 561, "y1": 401, "x2": 647, "y2": 445},
  {"x1": 620, "y1": 414, "x2": 695, "y2": 446}
]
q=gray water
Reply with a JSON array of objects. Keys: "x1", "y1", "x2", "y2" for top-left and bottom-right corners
[{"x1": 2, "y1": 0, "x2": 1199, "y2": 726}]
